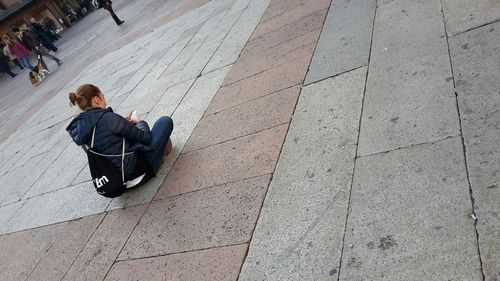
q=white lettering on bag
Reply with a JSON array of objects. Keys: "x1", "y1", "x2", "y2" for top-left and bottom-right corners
[{"x1": 94, "y1": 176, "x2": 109, "y2": 188}]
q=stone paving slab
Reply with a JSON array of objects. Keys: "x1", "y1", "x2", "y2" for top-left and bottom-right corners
[
  {"x1": 22, "y1": 140, "x2": 87, "y2": 199},
  {"x1": 242, "y1": 8, "x2": 327, "y2": 57},
  {"x1": 443, "y1": 0, "x2": 500, "y2": 37},
  {"x1": 0, "y1": 201, "x2": 25, "y2": 234},
  {"x1": 260, "y1": 0, "x2": 305, "y2": 22},
  {"x1": 239, "y1": 27, "x2": 321, "y2": 64},
  {"x1": 1, "y1": 136, "x2": 70, "y2": 205},
  {"x1": 156, "y1": 124, "x2": 287, "y2": 199},
  {"x1": 240, "y1": 67, "x2": 366, "y2": 280},
  {"x1": 203, "y1": 0, "x2": 271, "y2": 74},
  {"x1": 0, "y1": 153, "x2": 47, "y2": 205},
  {"x1": 224, "y1": 40, "x2": 316, "y2": 85},
  {"x1": 120, "y1": 176, "x2": 270, "y2": 260},
  {"x1": 305, "y1": 0, "x2": 376, "y2": 85},
  {"x1": 340, "y1": 137, "x2": 482, "y2": 280},
  {"x1": 61, "y1": 204, "x2": 148, "y2": 281},
  {"x1": 0, "y1": 223, "x2": 66, "y2": 281},
  {"x1": 249, "y1": 0, "x2": 329, "y2": 39},
  {"x1": 106, "y1": 244, "x2": 248, "y2": 281},
  {"x1": 357, "y1": 0, "x2": 460, "y2": 156},
  {"x1": 3, "y1": 182, "x2": 111, "y2": 234},
  {"x1": 449, "y1": 22, "x2": 500, "y2": 280},
  {"x1": 206, "y1": 54, "x2": 311, "y2": 115},
  {"x1": 26, "y1": 214, "x2": 105, "y2": 281},
  {"x1": 185, "y1": 85, "x2": 300, "y2": 152}
]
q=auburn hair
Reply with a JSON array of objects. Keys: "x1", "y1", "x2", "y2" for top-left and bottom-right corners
[{"x1": 69, "y1": 84, "x2": 102, "y2": 110}]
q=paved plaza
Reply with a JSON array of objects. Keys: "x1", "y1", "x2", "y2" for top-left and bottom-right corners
[{"x1": 0, "y1": 0, "x2": 499, "y2": 280}]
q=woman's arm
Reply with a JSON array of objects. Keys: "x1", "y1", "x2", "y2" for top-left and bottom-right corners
[{"x1": 106, "y1": 113, "x2": 152, "y2": 145}]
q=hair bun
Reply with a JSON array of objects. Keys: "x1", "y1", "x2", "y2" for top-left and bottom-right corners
[{"x1": 69, "y1": 92, "x2": 78, "y2": 106}]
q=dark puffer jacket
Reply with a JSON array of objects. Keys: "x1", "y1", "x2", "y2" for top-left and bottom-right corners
[{"x1": 66, "y1": 108, "x2": 151, "y2": 179}]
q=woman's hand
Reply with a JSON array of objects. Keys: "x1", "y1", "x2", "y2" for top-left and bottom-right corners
[{"x1": 127, "y1": 111, "x2": 140, "y2": 124}]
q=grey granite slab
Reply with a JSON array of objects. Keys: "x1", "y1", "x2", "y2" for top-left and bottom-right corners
[
  {"x1": 340, "y1": 137, "x2": 482, "y2": 280},
  {"x1": 449, "y1": 22, "x2": 500, "y2": 280},
  {"x1": 240, "y1": 67, "x2": 367, "y2": 280},
  {"x1": 3, "y1": 182, "x2": 111, "y2": 235},
  {"x1": 443, "y1": 0, "x2": 500, "y2": 37},
  {"x1": 146, "y1": 78, "x2": 197, "y2": 123},
  {"x1": 305, "y1": 0, "x2": 376, "y2": 85},
  {"x1": 1, "y1": 153, "x2": 47, "y2": 205},
  {"x1": 0, "y1": 201, "x2": 25, "y2": 234},
  {"x1": 22, "y1": 140, "x2": 87, "y2": 199},
  {"x1": 357, "y1": 0, "x2": 460, "y2": 156}
]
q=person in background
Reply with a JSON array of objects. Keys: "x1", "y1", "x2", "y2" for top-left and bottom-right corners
[
  {"x1": 42, "y1": 17, "x2": 61, "y2": 41},
  {"x1": 0, "y1": 42, "x2": 24, "y2": 70},
  {"x1": 0, "y1": 49, "x2": 17, "y2": 78},
  {"x1": 2, "y1": 35, "x2": 35, "y2": 71},
  {"x1": 29, "y1": 18, "x2": 58, "y2": 52},
  {"x1": 12, "y1": 27, "x2": 63, "y2": 68},
  {"x1": 97, "y1": 0, "x2": 124, "y2": 25}
]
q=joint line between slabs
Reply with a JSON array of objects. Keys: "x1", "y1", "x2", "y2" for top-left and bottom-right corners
[
  {"x1": 336, "y1": 2, "x2": 377, "y2": 280},
  {"x1": 115, "y1": 242, "x2": 250, "y2": 264},
  {"x1": 356, "y1": 134, "x2": 461, "y2": 159},
  {"x1": 103, "y1": 204, "x2": 151, "y2": 281},
  {"x1": 304, "y1": 64, "x2": 367, "y2": 87},
  {"x1": 440, "y1": 0, "x2": 486, "y2": 279},
  {"x1": 448, "y1": 17, "x2": 500, "y2": 38},
  {"x1": 204, "y1": 83, "x2": 301, "y2": 117},
  {"x1": 182, "y1": 121, "x2": 290, "y2": 155},
  {"x1": 154, "y1": 173, "x2": 274, "y2": 203},
  {"x1": 58, "y1": 212, "x2": 108, "y2": 281}
]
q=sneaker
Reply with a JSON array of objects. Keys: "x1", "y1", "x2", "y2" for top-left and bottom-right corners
[
  {"x1": 57, "y1": 59, "x2": 63, "y2": 66},
  {"x1": 117, "y1": 20, "x2": 124, "y2": 25},
  {"x1": 162, "y1": 138, "x2": 172, "y2": 162}
]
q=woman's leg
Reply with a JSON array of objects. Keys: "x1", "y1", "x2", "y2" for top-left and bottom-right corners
[
  {"x1": 20, "y1": 57, "x2": 35, "y2": 70},
  {"x1": 145, "y1": 116, "x2": 174, "y2": 172},
  {"x1": 38, "y1": 49, "x2": 62, "y2": 66},
  {"x1": 103, "y1": 2, "x2": 124, "y2": 25}
]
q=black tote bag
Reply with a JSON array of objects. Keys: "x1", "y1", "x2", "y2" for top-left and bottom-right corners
[{"x1": 85, "y1": 125, "x2": 130, "y2": 198}]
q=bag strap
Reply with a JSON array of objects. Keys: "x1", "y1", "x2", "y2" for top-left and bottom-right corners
[
  {"x1": 121, "y1": 138, "x2": 125, "y2": 183},
  {"x1": 91, "y1": 127, "x2": 96, "y2": 148},
  {"x1": 88, "y1": 111, "x2": 127, "y2": 183}
]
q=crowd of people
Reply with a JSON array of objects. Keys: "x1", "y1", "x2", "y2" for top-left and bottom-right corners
[
  {"x1": 0, "y1": 18, "x2": 63, "y2": 83},
  {"x1": 0, "y1": 1, "x2": 124, "y2": 83}
]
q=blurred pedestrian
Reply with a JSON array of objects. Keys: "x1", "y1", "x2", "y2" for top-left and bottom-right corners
[
  {"x1": 97, "y1": 0, "x2": 124, "y2": 25},
  {"x1": 2, "y1": 35, "x2": 34, "y2": 71},
  {"x1": 12, "y1": 27, "x2": 62, "y2": 68},
  {"x1": 1, "y1": 42, "x2": 24, "y2": 70},
  {"x1": 42, "y1": 17, "x2": 61, "y2": 41},
  {"x1": 29, "y1": 18, "x2": 59, "y2": 52},
  {"x1": 0, "y1": 51, "x2": 17, "y2": 78}
]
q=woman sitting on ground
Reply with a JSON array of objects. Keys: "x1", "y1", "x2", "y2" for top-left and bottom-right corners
[{"x1": 66, "y1": 84, "x2": 173, "y2": 191}]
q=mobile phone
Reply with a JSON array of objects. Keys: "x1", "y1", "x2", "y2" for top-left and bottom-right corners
[{"x1": 130, "y1": 110, "x2": 138, "y2": 120}]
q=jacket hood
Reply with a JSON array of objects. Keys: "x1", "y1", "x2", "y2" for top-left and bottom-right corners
[{"x1": 66, "y1": 108, "x2": 113, "y2": 145}]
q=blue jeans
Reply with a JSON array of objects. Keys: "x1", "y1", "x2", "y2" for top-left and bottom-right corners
[
  {"x1": 145, "y1": 116, "x2": 174, "y2": 172},
  {"x1": 19, "y1": 57, "x2": 34, "y2": 70}
]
